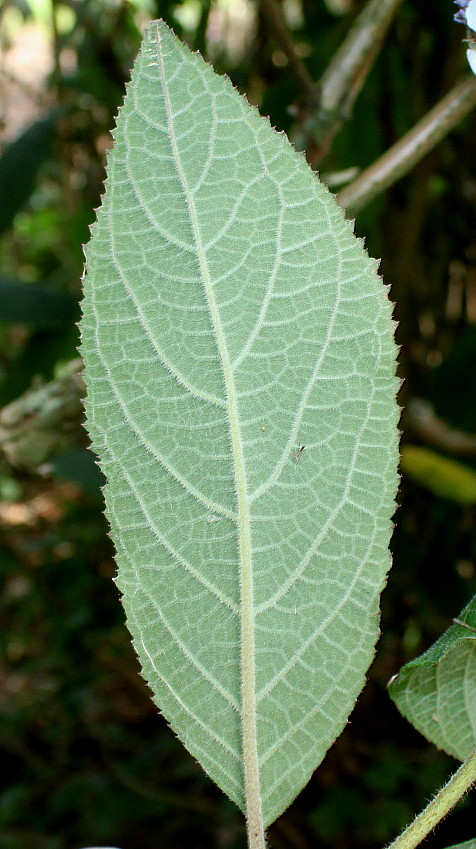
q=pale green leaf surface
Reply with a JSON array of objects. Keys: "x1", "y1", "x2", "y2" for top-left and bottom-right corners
[
  {"x1": 444, "y1": 840, "x2": 476, "y2": 849},
  {"x1": 389, "y1": 596, "x2": 476, "y2": 761},
  {"x1": 81, "y1": 21, "x2": 399, "y2": 826}
]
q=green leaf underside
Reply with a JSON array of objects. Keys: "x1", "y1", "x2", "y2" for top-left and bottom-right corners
[
  {"x1": 445, "y1": 841, "x2": 476, "y2": 849},
  {"x1": 389, "y1": 596, "x2": 476, "y2": 761},
  {"x1": 81, "y1": 20, "x2": 399, "y2": 827}
]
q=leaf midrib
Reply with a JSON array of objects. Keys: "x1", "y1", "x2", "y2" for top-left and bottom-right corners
[{"x1": 154, "y1": 23, "x2": 263, "y2": 837}]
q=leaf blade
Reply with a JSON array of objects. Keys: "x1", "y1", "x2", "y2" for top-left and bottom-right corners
[
  {"x1": 0, "y1": 111, "x2": 61, "y2": 235},
  {"x1": 0, "y1": 275, "x2": 78, "y2": 328},
  {"x1": 389, "y1": 596, "x2": 476, "y2": 760},
  {"x1": 81, "y1": 20, "x2": 399, "y2": 827}
]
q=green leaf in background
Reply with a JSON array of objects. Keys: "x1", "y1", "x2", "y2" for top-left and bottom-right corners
[
  {"x1": 389, "y1": 595, "x2": 476, "y2": 760},
  {"x1": 0, "y1": 111, "x2": 61, "y2": 236},
  {"x1": 444, "y1": 840, "x2": 476, "y2": 849},
  {"x1": 50, "y1": 447, "x2": 106, "y2": 495},
  {"x1": 0, "y1": 275, "x2": 78, "y2": 328},
  {"x1": 81, "y1": 20, "x2": 399, "y2": 831},
  {"x1": 400, "y1": 445, "x2": 476, "y2": 504}
]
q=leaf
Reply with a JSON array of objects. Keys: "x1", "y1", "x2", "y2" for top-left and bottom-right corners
[
  {"x1": 0, "y1": 275, "x2": 78, "y2": 328},
  {"x1": 0, "y1": 111, "x2": 62, "y2": 236},
  {"x1": 444, "y1": 840, "x2": 476, "y2": 849},
  {"x1": 81, "y1": 20, "x2": 399, "y2": 829},
  {"x1": 389, "y1": 596, "x2": 476, "y2": 761},
  {"x1": 51, "y1": 447, "x2": 106, "y2": 495},
  {"x1": 401, "y1": 445, "x2": 476, "y2": 504}
]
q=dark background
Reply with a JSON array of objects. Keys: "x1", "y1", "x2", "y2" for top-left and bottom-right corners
[{"x1": 0, "y1": 1, "x2": 475, "y2": 847}]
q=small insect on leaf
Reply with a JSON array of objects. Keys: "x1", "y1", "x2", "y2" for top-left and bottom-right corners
[{"x1": 295, "y1": 445, "x2": 306, "y2": 462}]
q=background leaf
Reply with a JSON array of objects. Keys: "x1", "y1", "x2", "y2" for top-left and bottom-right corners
[
  {"x1": 444, "y1": 840, "x2": 476, "y2": 849},
  {"x1": 50, "y1": 447, "x2": 106, "y2": 495},
  {"x1": 0, "y1": 111, "x2": 62, "y2": 236},
  {"x1": 0, "y1": 275, "x2": 78, "y2": 328},
  {"x1": 400, "y1": 445, "x2": 476, "y2": 504},
  {"x1": 81, "y1": 20, "x2": 399, "y2": 828},
  {"x1": 388, "y1": 595, "x2": 476, "y2": 760}
]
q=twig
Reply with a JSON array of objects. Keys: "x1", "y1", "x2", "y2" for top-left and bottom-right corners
[
  {"x1": 0, "y1": 359, "x2": 84, "y2": 471},
  {"x1": 403, "y1": 397, "x2": 476, "y2": 456},
  {"x1": 292, "y1": 0, "x2": 405, "y2": 163},
  {"x1": 337, "y1": 74, "x2": 476, "y2": 216},
  {"x1": 385, "y1": 746, "x2": 476, "y2": 849},
  {"x1": 259, "y1": 0, "x2": 314, "y2": 99}
]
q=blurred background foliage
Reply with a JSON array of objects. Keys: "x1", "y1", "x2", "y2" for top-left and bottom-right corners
[{"x1": 0, "y1": 0, "x2": 475, "y2": 847}]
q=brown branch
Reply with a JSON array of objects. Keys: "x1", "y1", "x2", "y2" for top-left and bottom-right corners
[
  {"x1": 292, "y1": 0, "x2": 405, "y2": 163},
  {"x1": 337, "y1": 74, "x2": 476, "y2": 216},
  {"x1": 402, "y1": 397, "x2": 476, "y2": 456},
  {"x1": 0, "y1": 359, "x2": 85, "y2": 471},
  {"x1": 259, "y1": 0, "x2": 314, "y2": 99}
]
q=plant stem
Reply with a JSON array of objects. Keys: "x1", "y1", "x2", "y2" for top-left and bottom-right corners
[
  {"x1": 337, "y1": 75, "x2": 476, "y2": 216},
  {"x1": 292, "y1": 0, "x2": 404, "y2": 163},
  {"x1": 260, "y1": 0, "x2": 314, "y2": 98},
  {"x1": 386, "y1": 747, "x2": 476, "y2": 849},
  {"x1": 402, "y1": 397, "x2": 476, "y2": 455}
]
